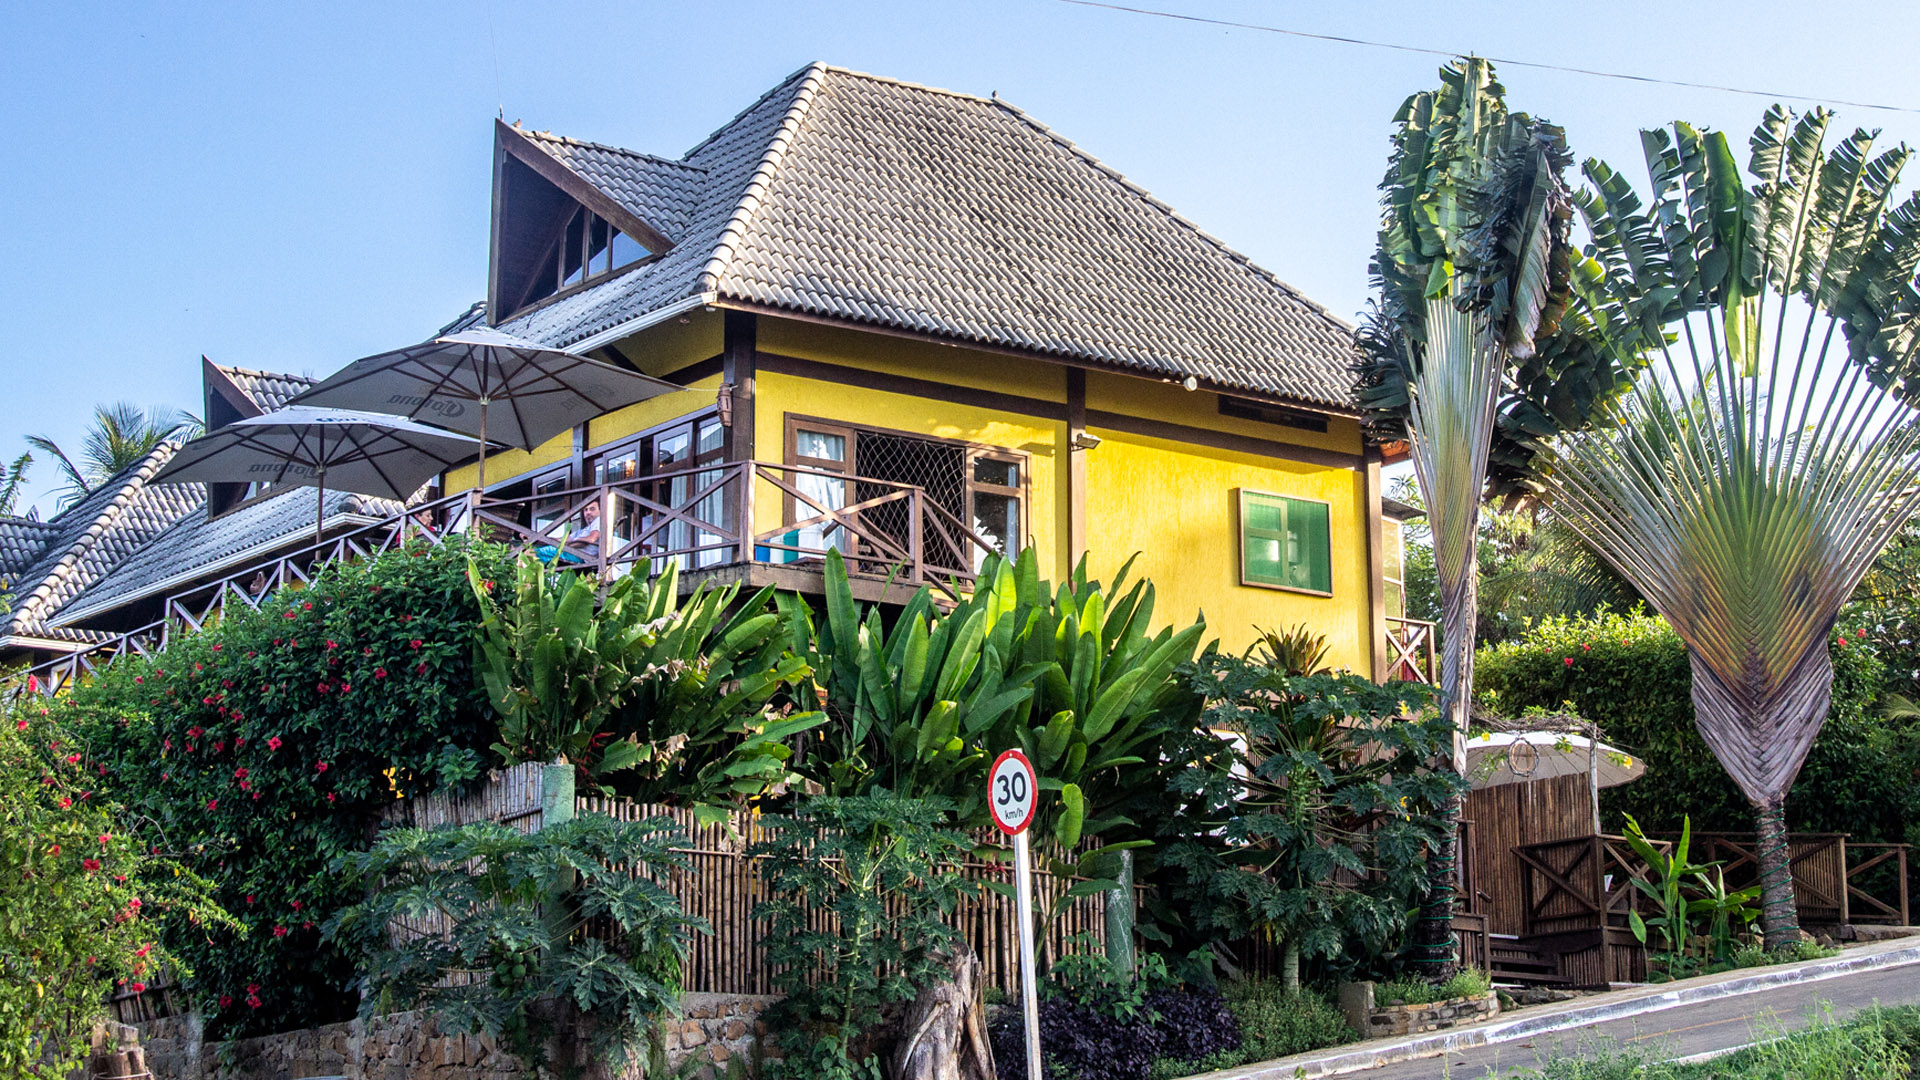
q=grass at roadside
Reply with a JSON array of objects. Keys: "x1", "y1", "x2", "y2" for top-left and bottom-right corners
[{"x1": 1502, "y1": 1003, "x2": 1920, "y2": 1079}]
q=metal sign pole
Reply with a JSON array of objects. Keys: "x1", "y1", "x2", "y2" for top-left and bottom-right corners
[{"x1": 1014, "y1": 828, "x2": 1042, "y2": 1080}]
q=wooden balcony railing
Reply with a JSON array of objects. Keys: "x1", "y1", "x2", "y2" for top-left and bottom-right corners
[
  {"x1": 1385, "y1": 615, "x2": 1436, "y2": 684},
  {"x1": 12, "y1": 460, "x2": 1003, "y2": 698}
]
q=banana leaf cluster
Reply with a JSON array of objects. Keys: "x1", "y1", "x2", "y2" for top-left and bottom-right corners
[
  {"x1": 470, "y1": 554, "x2": 823, "y2": 816},
  {"x1": 779, "y1": 548, "x2": 1207, "y2": 855}
]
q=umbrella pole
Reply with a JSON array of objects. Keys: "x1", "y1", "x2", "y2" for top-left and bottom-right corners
[
  {"x1": 475, "y1": 398, "x2": 489, "y2": 505},
  {"x1": 1588, "y1": 728, "x2": 1601, "y2": 834},
  {"x1": 316, "y1": 471, "x2": 327, "y2": 546}
]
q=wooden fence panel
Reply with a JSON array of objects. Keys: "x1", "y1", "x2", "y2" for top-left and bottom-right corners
[
  {"x1": 577, "y1": 796, "x2": 1110, "y2": 998},
  {"x1": 1462, "y1": 774, "x2": 1593, "y2": 936}
]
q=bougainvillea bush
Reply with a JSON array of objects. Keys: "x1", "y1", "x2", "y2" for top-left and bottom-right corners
[
  {"x1": 57, "y1": 536, "x2": 513, "y2": 1039},
  {"x1": 1, "y1": 699, "x2": 231, "y2": 1077}
]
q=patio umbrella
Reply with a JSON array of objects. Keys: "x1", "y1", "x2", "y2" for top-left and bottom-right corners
[
  {"x1": 151, "y1": 406, "x2": 484, "y2": 542},
  {"x1": 287, "y1": 328, "x2": 683, "y2": 493},
  {"x1": 1465, "y1": 730, "x2": 1646, "y2": 820}
]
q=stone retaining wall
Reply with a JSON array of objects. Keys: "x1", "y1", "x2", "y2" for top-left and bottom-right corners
[
  {"x1": 1337, "y1": 981, "x2": 1500, "y2": 1039},
  {"x1": 133, "y1": 994, "x2": 776, "y2": 1080}
]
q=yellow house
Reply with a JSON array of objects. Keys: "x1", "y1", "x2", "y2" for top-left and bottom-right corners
[{"x1": 445, "y1": 62, "x2": 1408, "y2": 676}]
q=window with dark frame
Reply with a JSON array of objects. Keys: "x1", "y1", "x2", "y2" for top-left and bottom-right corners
[
  {"x1": 513, "y1": 203, "x2": 653, "y2": 314},
  {"x1": 1239, "y1": 489, "x2": 1332, "y2": 595},
  {"x1": 781, "y1": 416, "x2": 1028, "y2": 567}
]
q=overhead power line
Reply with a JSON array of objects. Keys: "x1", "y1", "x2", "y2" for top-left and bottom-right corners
[{"x1": 1049, "y1": 0, "x2": 1920, "y2": 116}]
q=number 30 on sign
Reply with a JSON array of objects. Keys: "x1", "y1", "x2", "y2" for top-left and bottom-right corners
[{"x1": 989, "y1": 748, "x2": 1036, "y2": 835}]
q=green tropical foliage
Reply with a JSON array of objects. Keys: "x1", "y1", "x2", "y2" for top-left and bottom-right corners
[
  {"x1": 56, "y1": 536, "x2": 512, "y2": 1039},
  {"x1": 1167, "y1": 657, "x2": 1464, "y2": 991},
  {"x1": 1359, "y1": 57, "x2": 1643, "y2": 975},
  {"x1": 0, "y1": 452, "x2": 29, "y2": 517},
  {"x1": 1, "y1": 700, "x2": 234, "y2": 1079},
  {"x1": 1533, "y1": 106, "x2": 1920, "y2": 946},
  {"x1": 28, "y1": 402, "x2": 197, "y2": 508},
  {"x1": 471, "y1": 555, "x2": 824, "y2": 811},
  {"x1": 329, "y1": 813, "x2": 701, "y2": 1077},
  {"x1": 1249, "y1": 623, "x2": 1332, "y2": 676},
  {"x1": 782, "y1": 548, "x2": 1206, "y2": 852},
  {"x1": 749, "y1": 794, "x2": 979, "y2": 1080}
]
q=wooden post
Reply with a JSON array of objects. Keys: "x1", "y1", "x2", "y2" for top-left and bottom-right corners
[
  {"x1": 540, "y1": 760, "x2": 575, "y2": 831},
  {"x1": 723, "y1": 311, "x2": 758, "y2": 563},
  {"x1": 1066, "y1": 368, "x2": 1088, "y2": 576},
  {"x1": 1364, "y1": 448, "x2": 1387, "y2": 682}
]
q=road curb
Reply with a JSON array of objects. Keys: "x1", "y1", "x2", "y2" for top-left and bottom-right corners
[{"x1": 1196, "y1": 938, "x2": 1920, "y2": 1079}]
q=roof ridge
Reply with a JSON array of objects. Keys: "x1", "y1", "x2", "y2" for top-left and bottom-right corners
[
  {"x1": 696, "y1": 61, "x2": 830, "y2": 297},
  {"x1": 814, "y1": 64, "x2": 1003, "y2": 106},
  {"x1": 211, "y1": 362, "x2": 315, "y2": 383},
  {"x1": 682, "y1": 62, "x2": 820, "y2": 160},
  {"x1": 520, "y1": 128, "x2": 710, "y2": 173},
  {"x1": 985, "y1": 97, "x2": 1359, "y2": 336},
  {"x1": 7, "y1": 441, "x2": 183, "y2": 630}
]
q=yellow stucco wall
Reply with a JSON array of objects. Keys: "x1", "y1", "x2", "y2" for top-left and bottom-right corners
[{"x1": 1080, "y1": 426, "x2": 1372, "y2": 667}]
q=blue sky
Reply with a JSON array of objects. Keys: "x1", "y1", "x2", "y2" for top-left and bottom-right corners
[{"x1": 4, "y1": 0, "x2": 1917, "y2": 516}]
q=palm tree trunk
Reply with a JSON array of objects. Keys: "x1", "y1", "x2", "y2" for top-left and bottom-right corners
[
  {"x1": 1686, "y1": 646, "x2": 1832, "y2": 949},
  {"x1": 1409, "y1": 558, "x2": 1475, "y2": 980}
]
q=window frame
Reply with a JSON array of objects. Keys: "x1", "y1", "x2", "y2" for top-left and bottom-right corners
[
  {"x1": 1237, "y1": 488, "x2": 1334, "y2": 597},
  {"x1": 781, "y1": 413, "x2": 1031, "y2": 558}
]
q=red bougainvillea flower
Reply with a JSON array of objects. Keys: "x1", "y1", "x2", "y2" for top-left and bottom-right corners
[
  {"x1": 211, "y1": 644, "x2": 222, "y2": 652},
  {"x1": 415, "y1": 662, "x2": 427, "y2": 676},
  {"x1": 325, "y1": 792, "x2": 337, "y2": 803},
  {"x1": 99, "y1": 834, "x2": 110, "y2": 845},
  {"x1": 283, "y1": 611, "x2": 297, "y2": 619},
  {"x1": 400, "y1": 613, "x2": 413, "y2": 622},
  {"x1": 302, "y1": 601, "x2": 313, "y2": 610},
  {"x1": 131, "y1": 982, "x2": 146, "y2": 994},
  {"x1": 48, "y1": 843, "x2": 61, "y2": 856},
  {"x1": 193, "y1": 663, "x2": 203, "y2": 672},
  {"x1": 219, "y1": 995, "x2": 232, "y2": 1008},
  {"x1": 341, "y1": 683, "x2": 351, "y2": 693},
  {"x1": 374, "y1": 668, "x2": 388, "y2": 679},
  {"x1": 267, "y1": 736, "x2": 282, "y2": 751},
  {"x1": 363, "y1": 646, "x2": 373, "y2": 657},
  {"x1": 316, "y1": 681, "x2": 331, "y2": 693},
  {"x1": 272, "y1": 925, "x2": 287, "y2": 938},
  {"x1": 1564, "y1": 657, "x2": 1575, "y2": 667},
  {"x1": 59, "y1": 797, "x2": 72, "y2": 810},
  {"x1": 247, "y1": 996, "x2": 261, "y2": 1009},
  {"x1": 252, "y1": 792, "x2": 261, "y2": 800},
  {"x1": 246, "y1": 983, "x2": 260, "y2": 994},
  {"x1": 134, "y1": 676, "x2": 144, "y2": 684},
  {"x1": 135, "y1": 944, "x2": 152, "y2": 957},
  {"x1": 409, "y1": 639, "x2": 422, "y2": 650},
  {"x1": 83, "y1": 857, "x2": 101, "y2": 872},
  {"x1": 291, "y1": 899, "x2": 303, "y2": 911},
  {"x1": 302, "y1": 921, "x2": 314, "y2": 931},
  {"x1": 14, "y1": 719, "x2": 25, "y2": 731},
  {"x1": 65, "y1": 753, "x2": 81, "y2": 765},
  {"x1": 186, "y1": 726, "x2": 203, "y2": 739},
  {"x1": 1859, "y1": 627, "x2": 1868, "y2": 638},
  {"x1": 238, "y1": 780, "x2": 251, "y2": 792},
  {"x1": 233, "y1": 767, "x2": 249, "y2": 780},
  {"x1": 325, "y1": 640, "x2": 338, "y2": 650},
  {"x1": 205, "y1": 798, "x2": 218, "y2": 811},
  {"x1": 316, "y1": 761, "x2": 329, "y2": 773}
]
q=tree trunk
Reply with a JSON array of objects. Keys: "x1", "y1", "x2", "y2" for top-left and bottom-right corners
[
  {"x1": 891, "y1": 941, "x2": 994, "y2": 1080},
  {"x1": 1686, "y1": 645, "x2": 1831, "y2": 948},
  {"x1": 1408, "y1": 565, "x2": 1474, "y2": 981},
  {"x1": 1753, "y1": 796, "x2": 1800, "y2": 951},
  {"x1": 1281, "y1": 938, "x2": 1301, "y2": 994}
]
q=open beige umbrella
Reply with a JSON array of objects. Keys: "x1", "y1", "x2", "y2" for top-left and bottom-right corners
[{"x1": 288, "y1": 328, "x2": 682, "y2": 494}]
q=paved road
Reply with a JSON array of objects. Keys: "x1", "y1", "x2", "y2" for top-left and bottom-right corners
[{"x1": 1351, "y1": 962, "x2": 1920, "y2": 1077}]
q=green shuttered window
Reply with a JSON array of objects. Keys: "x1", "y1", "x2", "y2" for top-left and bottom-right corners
[{"x1": 1239, "y1": 490, "x2": 1332, "y2": 595}]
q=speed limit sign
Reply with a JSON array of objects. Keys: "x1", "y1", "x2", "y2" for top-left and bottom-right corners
[{"x1": 989, "y1": 749, "x2": 1037, "y2": 835}]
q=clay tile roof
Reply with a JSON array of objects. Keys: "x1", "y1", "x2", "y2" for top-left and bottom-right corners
[
  {"x1": 216, "y1": 365, "x2": 315, "y2": 414},
  {"x1": 494, "y1": 63, "x2": 1358, "y2": 412}
]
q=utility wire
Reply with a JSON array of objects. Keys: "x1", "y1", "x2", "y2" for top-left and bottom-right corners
[{"x1": 1049, "y1": 0, "x2": 1920, "y2": 116}]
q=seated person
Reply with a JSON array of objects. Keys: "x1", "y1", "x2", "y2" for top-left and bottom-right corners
[{"x1": 533, "y1": 502, "x2": 602, "y2": 566}]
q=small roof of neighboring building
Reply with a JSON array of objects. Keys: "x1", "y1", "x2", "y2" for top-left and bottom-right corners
[{"x1": 491, "y1": 63, "x2": 1360, "y2": 413}]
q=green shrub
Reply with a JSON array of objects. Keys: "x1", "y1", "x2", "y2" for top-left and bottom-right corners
[
  {"x1": 1374, "y1": 968, "x2": 1490, "y2": 1007},
  {"x1": 57, "y1": 536, "x2": 514, "y2": 1039},
  {"x1": 750, "y1": 794, "x2": 978, "y2": 1080},
  {"x1": 0, "y1": 701, "x2": 233, "y2": 1077},
  {"x1": 329, "y1": 813, "x2": 702, "y2": 1076},
  {"x1": 1475, "y1": 611, "x2": 1898, "y2": 840},
  {"x1": 1219, "y1": 979, "x2": 1354, "y2": 1062}
]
